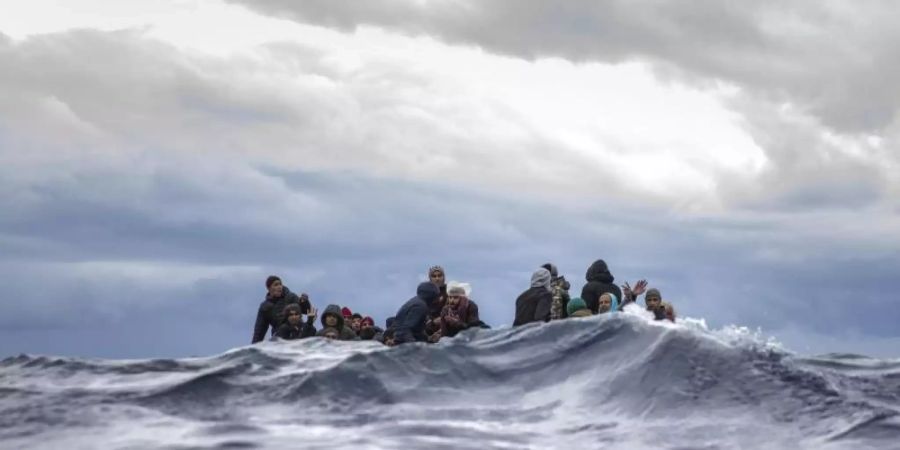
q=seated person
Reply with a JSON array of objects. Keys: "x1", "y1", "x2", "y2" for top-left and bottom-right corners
[
  {"x1": 645, "y1": 288, "x2": 675, "y2": 322},
  {"x1": 321, "y1": 327, "x2": 341, "y2": 340},
  {"x1": 597, "y1": 293, "x2": 618, "y2": 314},
  {"x1": 566, "y1": 297, "x2": 593, "y2": 318},
  {"x1": 275, "y1": 304, "x2": 317, "y2": 340},
  {"x1": 316, "y1": 304, "x2": 360, "y2": 340},
  {"x1": 436, "y1": 283, "x2": 482, "y2": 340}
]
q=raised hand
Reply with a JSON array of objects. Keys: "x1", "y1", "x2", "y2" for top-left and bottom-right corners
[{"x1": 632, "y1": 279, "x2": 648, "y2": 297}]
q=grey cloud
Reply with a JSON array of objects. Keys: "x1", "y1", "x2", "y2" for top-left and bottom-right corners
[
  {"x1": 1, "y1": 28, "x2": 898, "y2": 359},
  {"x1": 228, "y1": 0, "x2": 900, "y2": 134}
]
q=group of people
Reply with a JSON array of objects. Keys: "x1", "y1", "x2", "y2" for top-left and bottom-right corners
[{"x1": 251, "y1": 259, "x2": 676, "y2": 346}]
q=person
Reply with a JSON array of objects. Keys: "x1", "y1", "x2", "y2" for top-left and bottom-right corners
[
  {"x1": 275, "y1": 304, "x2": 318, "y2": 340},
  {"x1": 382, "y1": 328, "x2": 397, "y2": 347},
  {"x1": 425, "y1": 265, "x2": 448, "y2": 337},
  {"x1": 581, "y1": 259, "x2": 623, "y2": 315},
  {"x1": 321, "y1": 327, "x2": 341, "y2": 340},
  {"x1": 543, "y1": 263, "x2": 572, "y2": 320},
  {"x1": 435, "y1": 283, "x2": 482, "y2": 340},
  {"x1": 392, "y1": 281, "x2": 441, "y2": 344},
  {"x1": 645, "y1": 288, "x2": 676, "y2": 322},
  {"x1": 350, "y1": 313, "x2": 363, "y2": 334},
  {"x1": 316, "y1": 304, "x2": 360, "y2": 340},
  {"x1": 341, "y1": 307, "x2": 353, "y2": 324},
  {"x1": 513, "y1": 268, "x2": 554, "y2": 326},
  {"x1": 566, "y1": 297, "x2": 593, "y2": 318},
  {"x1": 252, "y1": 276, "x2": 311, "y2": 344},
  {"x1": 597, "y1": 292, "x2": 619, "y2": 315}
]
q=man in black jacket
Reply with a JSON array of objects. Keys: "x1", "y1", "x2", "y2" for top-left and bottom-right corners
[
  {"x1": 580, "y1": 259, "x2": 623, "y2": 315},
  {"x1": 275, "y1": 303, "x2": 318, "y2": 340},
  {"x1": 251, "y1": 276, "x2": 310, "y2": 343},
  {"x1": 513, "y1": 268, "x2": 554, "y2": 326},
  {"x1": 393, "y1": 282, "x2": 441, "y2": 344}
]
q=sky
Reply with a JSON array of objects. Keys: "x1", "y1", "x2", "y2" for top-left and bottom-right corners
[{"x1": 0, "y1": 0, "x2": 898, "y2": 359}]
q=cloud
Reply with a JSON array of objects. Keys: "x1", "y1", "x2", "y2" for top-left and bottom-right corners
[
  {"x1": 228, "y1": 0, "x2": 900, "y2": 134},
  {"x1": 0, "y1": 18, "x2": 898, "y2": 359}
]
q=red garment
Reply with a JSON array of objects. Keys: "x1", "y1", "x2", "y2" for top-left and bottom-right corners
[
  {"x1": 361, "y1": 316, "x2": 375, "y2": 327},
  {"x1": 341, "y1": 307, "x2": 353, "y2": 319}
]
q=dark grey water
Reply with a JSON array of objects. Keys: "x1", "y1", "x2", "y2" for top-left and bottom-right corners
[{"x1": 2, "y1": 310, "x2": 899, "y2": 449}]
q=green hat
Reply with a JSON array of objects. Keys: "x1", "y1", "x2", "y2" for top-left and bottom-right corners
[{"x1": 567, "y1": 297, "x2": 587, "y2": 316}]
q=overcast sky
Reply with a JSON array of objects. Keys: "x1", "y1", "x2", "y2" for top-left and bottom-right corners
[{"x1": 1, "y1": 0, "x2": 898, "y2": 359}]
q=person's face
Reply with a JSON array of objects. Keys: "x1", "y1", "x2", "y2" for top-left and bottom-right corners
[
  {"x1": 268, "y1": 279, "x2": 283, "y2": 297},
  {"x1": 352, "y1": 318, "x2": 361, "y2": 329},
  {"x1": 324, "y1": 330, "x2": 339, "y2": 340},
  {"x1": 647, "y1": 297, "x2": 661, "y2": 310},
  {"x1": 598, "y1": 296, "x2": 612, "y2": 313},
  {"x1": 429, "y1": 271, "x2": 445, "y2": 286},
  {"x1": 287, "y1": 310, "x2": 301, "y2": 325},
  {"x1": 385, "y1": 337, "x2": 396, "y2": 346},
  {"x1": 325, "y1": 315, "x2": 338, "y2": 327},
  {"x1": 448, "y1": 294, "x2": 462, "y2": 307}
]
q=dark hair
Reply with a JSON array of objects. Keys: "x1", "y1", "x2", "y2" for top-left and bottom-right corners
[
  {"x1": 385, "y1": 316, "x2": 395, "y2": 329},
  {"x1": 351, "y1": 313, "x2": 363, "y2": 320},
  {"x1": 359, "y1": 327, "x2": 377, "y2": 340},
  {"x1": 265, "y1": 275, "x2": 282, "y2": 289}
]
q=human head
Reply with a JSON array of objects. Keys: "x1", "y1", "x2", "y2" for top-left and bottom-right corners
[
  {"x1": 598, "y1": 293, "x2": 619, "y2": 314},
  {"x1": 531, "y1": 268, "x2": 552, "y2": 291},
  {"x1": 325, "y1": 314, "x2": 339, "y2": 327},
  {"x1": 645, "y1": 288, "x2": 662, "y2": 310},
  {"x1": 428, "y1": 265, "x2": 446, "y2": 287},
  {"x1": 416, "y1": 281, "x2": 441, "y2": 306},
  {"x1": 284, "y1": 304, "x2": 302, "y2": 326},
  {"x1": 567, "y1": 297, "x2": 588, "y2": 316},
  {"x1": 359, "y1": 327, "x2": 377, "y2": 340},
  {"x1": 383, "y1": 329, "x2": 396, "y2": 346},
  {"x1": 265, "y1": 275, "x2": 283, "y2": 297},
  {"x1": 541, "y1": 263, "x2": 559, "y2": 279},
  {"x1": 323, "y1": 328, "x2": 340, "y2": 340},
  {"x1": 447, "y1": 285, "x2": 466, "y2": 307},
  {"x1": 351, "y1": 314, "x2": 362, "y2": 330},
  {"x1": 361, "y1": 316, "x2": 375, "y2": 330},
  {"x1": 341, "y1": 307, "x2": 353, "y2": 321}
]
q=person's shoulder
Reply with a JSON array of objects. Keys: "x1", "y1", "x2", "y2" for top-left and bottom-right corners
[{"x1": 258, "y1": 299, "x2": 273, "y2": 311}]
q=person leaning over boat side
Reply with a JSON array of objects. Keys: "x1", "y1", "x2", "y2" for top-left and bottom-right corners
[
  {"x1": 252, "y1": 276, "x2": 310, "y2": 344},
  {"x1": 393, "y1": 281, "x2": 441, "y2": 344},
  {"x1": 316, "y1": 304, "x2": 360, "y2": 340},
  {"x1": 543, "y1": 262, "x2": 572, "y2": 320},
  {"x1": 513, "y1": 268, "x2": 554, "y2": 326},
  {"x1": 275, "y1": 304, "x2": 318, "y2": 340},
  {"x1": 581, "y1": 259, "x2": 623, "y2": 315}
]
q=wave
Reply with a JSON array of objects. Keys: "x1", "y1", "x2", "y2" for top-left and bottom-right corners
[{"x1": 1, "y1": 312, "x2": 899, "y2": 449}]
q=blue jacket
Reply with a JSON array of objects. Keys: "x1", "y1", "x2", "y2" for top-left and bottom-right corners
[{"x1": 393, "y1": 282, "x2": 441, "y2": 344}]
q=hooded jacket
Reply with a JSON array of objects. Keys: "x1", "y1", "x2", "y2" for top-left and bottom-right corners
[
  {"x1": 393, "y1": 282, "x2": 441, "y2": 344},
  {"x1": 275, "y1": 304, "x2": 317, "y2": 340},
  {"x1": 316, "y1": 304, "x2": 360, "y2": 340},
  {"x1": 252, "y1": 286, "x2": 309, "y2": 343},
  {"x1": 513, "y1": 269, "x2": 554, "y2": 326},
  {"x1": 580, "y1": 259, "x2": 623, "y2": 315}
]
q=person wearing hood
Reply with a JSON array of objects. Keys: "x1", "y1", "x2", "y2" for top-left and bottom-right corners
[
  {"x1": 316, "y1": 304, "x2": 360, "y2": 340},
  {"x1": 597, "y1": 292, "x2": 619, "y2": 315},
  {"x1": 425, "y1": 265, "x2": 448, "y2": 337},
  {"x1": 275, "y1": 303, "x2": 318, "y2": 340},
  {"x1": 513, "y1": 268, "x2": 554, "y2": 326},
  {"x1": 252, "y1": 276, "x2": 312, "y2": 344},
  {"x1": 543, "y1": 263, "x2": 572, "y2": 320},
  {"x1": 581, "y1": 259, "x2": 623, "y2": 315},
  {"x1": 436, "y1": 283, "x2": 482, "y2": 340},
  {"x1": 393, "y1": 281, "x2": 441, "y2": 344},
  {"x1": 566, "y1": 297, "x2": 593, "y2": 318},
  {"x1": 645, "y1": 288, "x2": 676, "y2": 322}
]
